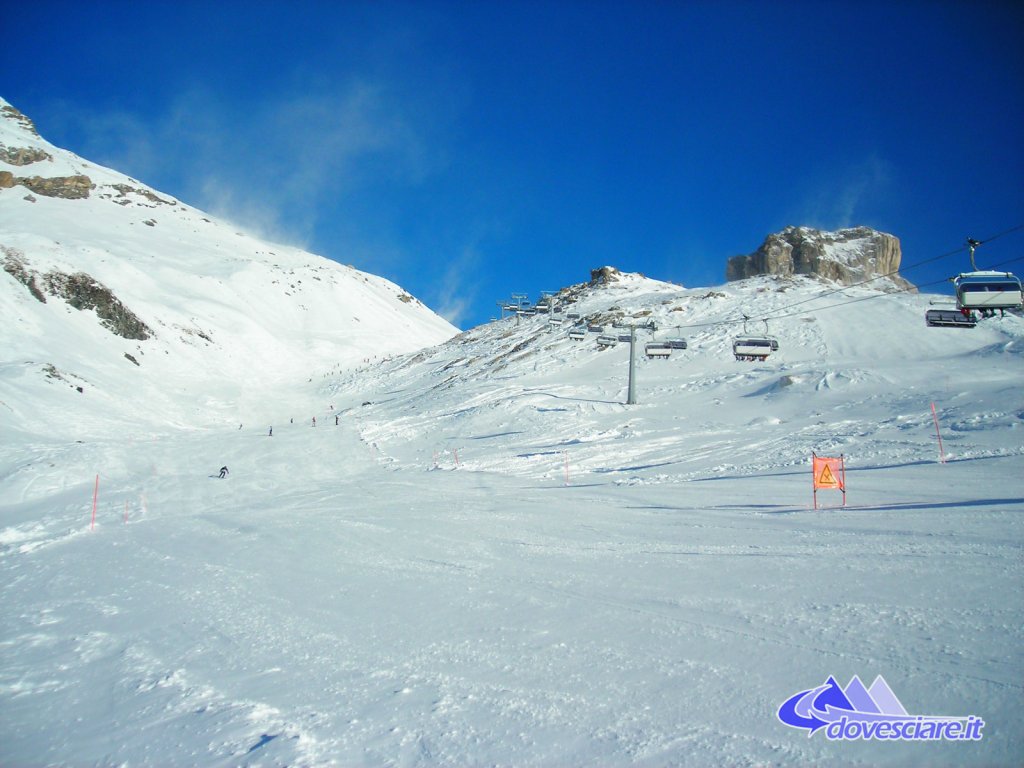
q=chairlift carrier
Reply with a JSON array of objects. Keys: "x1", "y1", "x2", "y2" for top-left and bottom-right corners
[
  {"x1": 951, "y1": 237, "x2": 1024, "y2": 313},
  {"x1": 732, "y1": 317, "x2": 779, "y2": 361},
  {"x1": 645, "y1": 341, "x2": 672, "y2": 358}
]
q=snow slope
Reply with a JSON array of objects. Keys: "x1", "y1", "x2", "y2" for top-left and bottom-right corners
[
  {"x1": 0, "y1": 97, "x2": 458, "y2": 439},
  {"x1": 2, "y1": 263, "x2": 1022, "y2": 766}
]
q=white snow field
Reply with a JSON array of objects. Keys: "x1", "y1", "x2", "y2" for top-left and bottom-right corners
[{"x1": 2, "y1": 266, "x2": 1023, "y2": 766}]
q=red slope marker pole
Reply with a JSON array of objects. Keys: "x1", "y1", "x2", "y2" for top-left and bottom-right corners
[{"x1": 931, "y1": 402, "x2": 946, "y2": 464}]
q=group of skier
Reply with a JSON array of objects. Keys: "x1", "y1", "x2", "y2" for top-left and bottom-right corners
[{"x1": 219, "y1": 407, "x2": 342, "y2": 478}]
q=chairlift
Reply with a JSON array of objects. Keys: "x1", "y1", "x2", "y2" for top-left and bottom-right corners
[
  {"x1": 587, "y1": 324, "x2": 604, "y2": 333},
  {"x1": 568, "y1": 328, "x2": 586, "y2": 340},
  {"x1": 925, "y1": 308, "x2": 977, "y2": 328},
  {"x1": 954, "y1": 272, "x2": 1022, "y2": 313},
  {"x1": 951, "y1": 238, "x2": 1024, "y2": 318},
  {"x1": 732, "y1": 337, "x2": 776, "y2": 361},
  {"x1": 617, "y1": 333, "x2": 633, "y2": 343},
  {"x1": 596, "y1": 334, "x2": 618, "y2": 348},
  {"x1": 517, "y1": 307, "x2": 536, "y2": 316},
  {"x1": 567, "y1": 312, "x2": 581, "y2": 320},
  {"x1": 645, "y1": 341, "x2": 672, "y2": 358},
  {"x1": 548, "y1": 316, "x2": 563, "y2": 326},
  {"x1": 733, "y1": 317, "x2": 779, "y2": 361},
  {"x1": 658, "y1": 326, "x2": 688, "y2": 350}
]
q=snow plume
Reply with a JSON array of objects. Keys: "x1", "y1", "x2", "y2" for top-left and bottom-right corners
[
  {"x1": 434, "y1": 243, "x2": 480, "y2": 328},
  {"x1": 796, "y1": 155, "x2": 894, "y2": 230}
]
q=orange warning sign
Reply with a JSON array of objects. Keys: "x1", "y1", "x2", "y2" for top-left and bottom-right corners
[
  {"x1": 812, "y1": 453, "x2": 846, "y2": 508},
  {"x1": 813, "y1": 455, "x2": 845, "y2": 490}
]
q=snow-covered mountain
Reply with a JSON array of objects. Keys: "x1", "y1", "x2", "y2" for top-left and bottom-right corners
[
  {"x1": 0, "y1": 97, "x2": 457, "y2": 439},
  {"x1": 2, "y1": 100, "x2": 1022, "y2": 766}
]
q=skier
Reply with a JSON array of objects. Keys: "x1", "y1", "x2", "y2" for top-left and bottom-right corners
[
  {"x1": 335, "y1": 415, "x2": 339, "y2": 425},
  {"x1": 312, "y1": 416, "x2": 317, "y2": 427},
  {"x1": 269, "y1": 426, "x2": 273, "y2": 437},
  {"x1": 218, "y1": 466, "x2": 229, "y2": 479}
]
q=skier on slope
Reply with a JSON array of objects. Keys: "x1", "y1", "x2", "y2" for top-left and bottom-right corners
[{"x1": 218, "y1": 466, "x2": 229, "y2": 479}]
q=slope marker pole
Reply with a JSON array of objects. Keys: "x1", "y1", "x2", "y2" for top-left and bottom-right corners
[
  {"x1": 91, "y1": 475, "x2": 99, "y2": 530},
  {"x1": 930, "y1": 402, "x2": 946, "y2": 464}
]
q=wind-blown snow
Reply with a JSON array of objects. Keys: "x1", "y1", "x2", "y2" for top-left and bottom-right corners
[{"x1": 2, "y1": 98, "x2": 1022, "y2": 766}]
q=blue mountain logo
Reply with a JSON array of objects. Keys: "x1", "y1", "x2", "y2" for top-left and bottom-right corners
[{"x1": 777, "y1": 675, "x2": 984, "y2": 742}]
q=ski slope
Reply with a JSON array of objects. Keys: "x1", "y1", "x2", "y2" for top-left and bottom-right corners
[{"x1": 2, "y1": 271, "x2": 1022, "y2": 766}]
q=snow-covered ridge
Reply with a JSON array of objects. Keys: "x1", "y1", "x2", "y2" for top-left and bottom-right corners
[{"x1": 0, "y1": 97, "x2": 458, "y2": 438}]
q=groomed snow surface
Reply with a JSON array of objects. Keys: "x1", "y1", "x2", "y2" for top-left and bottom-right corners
[{"x1": 2, "y1": 275, "x2": 1023, "y2": 766}]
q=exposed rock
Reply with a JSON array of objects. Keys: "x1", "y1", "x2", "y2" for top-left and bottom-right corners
[
  {"x1": 0, "y1": 144, "x2": 53, "y2": 166},
  {"x1": 124, "y1": 352, "x2": 140, "y2": 366},
  {"x1": 41, "y1": 271, "x2": 152, "y2": 340},
  {"x1": 590, "y1": 266, "x2": 622, "y2": 285},
  {"x1": 0, "y1": 171, "x2": 13, "y2": 189},
  {"x1": 2, "y1": 247, "x2": 47, "y2": 303},
  {"x1": 726, "y1": 226, "x2": 915, "y2": 291},
  {"x1": 0, "y1": 104, "x2": 41, "y2": 137},
  {"x1": 107, "y1": 183, "x2": 176, "y2": 206},
  {"x1": 15, "y1": 174, "x2": 93, "y2": 199}
]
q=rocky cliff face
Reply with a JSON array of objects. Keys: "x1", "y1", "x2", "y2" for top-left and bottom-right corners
[{"x1": 726, "y1": 226, "x2": 915, "y2": 291}]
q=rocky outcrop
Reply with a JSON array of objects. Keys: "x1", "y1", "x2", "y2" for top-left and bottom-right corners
[
  {"x1": 42, "y1": 271, "x2": 152, "y2": 339},
  {"x1": 590, "y1": 266, "x2": 623, "y2": 285},
  {"x1": 726, "y1": 226, "x2": 915, "y2": 291},
  {"x1": 2, "y1": 247, "x2": 47, "y2": 302},
  {"x1": 0, "y1": 144, "x2": 52, "y2": 166},
  {"x1": 0, "y1": 173, "x2": 93, "y2": 199},
  {"x1": 0, "y1": 104, "x2": 41, "y2": 137},
  {"x1": 2, "y1": 248, "x2": 151, "y2": 340}
]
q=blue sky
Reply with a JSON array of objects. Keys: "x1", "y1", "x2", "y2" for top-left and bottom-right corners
[{"x1": 4, "y1": 0, "x2": 1023, "y2": 328}]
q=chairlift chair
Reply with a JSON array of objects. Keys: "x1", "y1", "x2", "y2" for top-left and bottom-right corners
[
  {"x1": 953, "y1": 272, "x2": 1023, "y2": 313},
  {"x1": 587, "y1": 324, "x2": 604, "y2": 333},
  {"x1": 733, "y1": 317, "x2": 779, "y2": 361},
  {"x1": 925, "y1": 308, "x2": 977, "y2": 328},
  {"x1": 645, "y1": 342, "x2": 672, "y2": 358},
  {"x1": 596, "y1": 334, "x2": 618, "y2": 348},
  {"x1": 568, "y1": 328, "x2": 586, "y2": 341},
  {"x1": 667, "y1": 338, "x2": 688, "y2": 350},
  {"x1": 951, "y1": 237, "x2": 1024, "y2": 318},
  {"x1": 732, "y1": 337, "x2": 775, "y2": 361}
]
